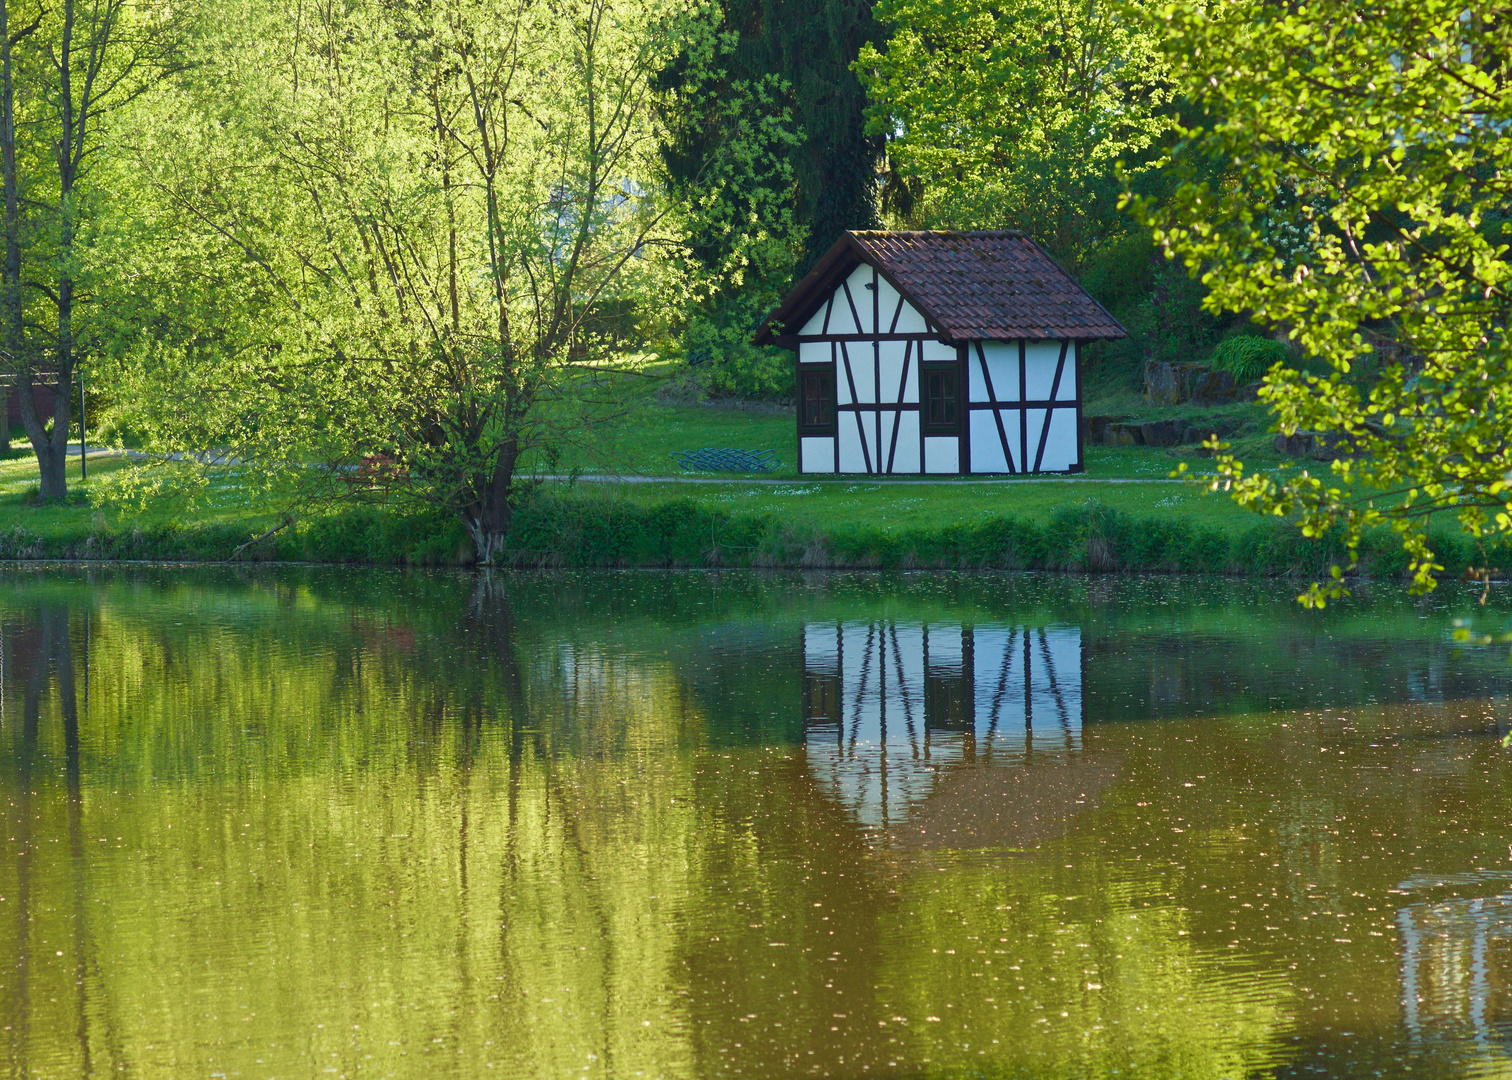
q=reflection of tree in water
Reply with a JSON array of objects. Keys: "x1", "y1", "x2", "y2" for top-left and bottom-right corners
[
  {"x1": 3, "y1": 601, "x2": 106, "y2": 1076},
  {"x1": 3, "y1": 573, "x2": 1512, "y2": 1078}
]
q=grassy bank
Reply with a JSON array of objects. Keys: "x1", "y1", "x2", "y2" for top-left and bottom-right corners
[
  {"x1": 0, "y1": 390, "x2": 1473, "y2": 579},
  {"x1": 499, "y1": 493, "x2": 1500, "y2": 579},
  {"x1": 0, "y1": 482, "x2": 1496, "y2": 584}
]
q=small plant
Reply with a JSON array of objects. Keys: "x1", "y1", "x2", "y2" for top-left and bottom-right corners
[{"x1": 1210, "y1": 336, "x2": 1289, "y2": 383}]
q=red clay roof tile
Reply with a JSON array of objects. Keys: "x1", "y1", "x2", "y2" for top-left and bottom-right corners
[{"x1": 754, "y1": 230, "x2": 1125, "y2": 344}]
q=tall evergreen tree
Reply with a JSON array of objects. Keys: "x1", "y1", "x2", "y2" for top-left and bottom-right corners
[{"x1": 659, "y1": 0, "x2": 882, "y2": 274}]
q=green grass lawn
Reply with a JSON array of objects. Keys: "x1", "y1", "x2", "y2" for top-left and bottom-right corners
[
  {"x1": 529, "y1": 394, "x2": 1287, "y2": 482},
  {"x1": 0, "y1": 388, "x2": 1297, "y2": 559},
  {"x1": 568, "y1": 474, "x2": 1252, "y2": 532},
  {"x1": 0, "y1": 450, "x2": 284, "y2": 542}
]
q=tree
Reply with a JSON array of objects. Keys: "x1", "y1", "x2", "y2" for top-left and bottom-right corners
[
  {"x1": 660, "y1": 0, "x2": 883, "y2": 272},
  {"x1": 856, "y1": 0, "x2": 1170, "y2": 271},
  {"x1": 0, "y1": 0, "x2": 184, "y2": 500},
  {"x1": 109, "y1": 0, "x2": 789, "y2": 560},
  {"x1": 1136, "y1": 0, "x2": 1512, "y2": 603},
  {"x1": 651, "y1": 0, "x2": 880, "y2": 398}
]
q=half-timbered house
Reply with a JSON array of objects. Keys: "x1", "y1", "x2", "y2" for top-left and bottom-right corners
[{"x1": 753, "y1": 231, "x2": 1125, "y2": 475}]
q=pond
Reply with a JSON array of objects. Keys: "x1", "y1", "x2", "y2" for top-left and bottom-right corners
[{"x1": 2, "y1": 568, "x2": 1512, "y2": 1079}]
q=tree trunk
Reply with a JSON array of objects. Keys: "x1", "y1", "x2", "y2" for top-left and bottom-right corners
[
  {"x1": 462, "y1": 437, "x2": 519, "y2": 563},
  {"x1": 0, "y1": 0, "x2": 28, "y2": 439},
  {"x1": 16, "y1": 378, "x2": 71, "y2": 500}
]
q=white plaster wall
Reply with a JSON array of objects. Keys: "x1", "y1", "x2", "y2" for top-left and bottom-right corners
[
  {"x1": 874, "y1": 274, "x2": 901, "y2": 332},
  {"x1": 838, "y1": 413, "x2": 872, "y2": 473},
  {"x1": 1023, "y1": 409, "x2": 1049, "y2": 469},
  {"x1": 924, "y1": 436, "x2": 959, "y2": 474},
  {"x1": 919, "y1": 339, "x2": 955, "y2": 363},
  {"x1": 872, "y1": 276, "x2": 903, "y2": 333},
  {"x1": 877, "y1": 341, "x2": 915, "y2": 403},
  {"x1": 969, "y1": 410, "x2": 1019, "y2": 473},
  {"x1": 1034, "y1": 409, "x2": 1079, "y2": 472},
  {"x1": 873, "y1": 411, "x2": 894, "y2": 473},
  {"x1": 819, "y1": 267, "x2": 865, "y2": 335},
  {"x1": 848, "y1": 264, "x2": 877, "y2": 333},
  {"x1": 1023, "y1": 340, "x2": 1069, "y2": 400},
  {"x1": 837, "y1": 342, "x2": 874, "y2": 403},
  {"x1": 968, "y1": 341, "x2": 1021, "y2": 403},
  {"x1": 1055, "y1": 345, "x2": 1078, "y2": 401},
  {"x1": 798, "y1": 341, "x2": 830, "y2": 365},
  {"x1": 800, "y1": 436, "x2": 835, "y2": 474},
  {"x1": 799, "y1": 300, "x2": 829, "y2": 336},
  {"x1": 834, "y1": 350, "x2": 853, "y2": 405},
  {"x1": 893, "y1": 294, "x2": 929, "y2": 334},
  {"x1": 888, "y1": 412, "x2": 921, "y2": 473}
]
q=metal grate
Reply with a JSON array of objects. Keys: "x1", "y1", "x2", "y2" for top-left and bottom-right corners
[{"x1": 671, "y1": 448, "x2": 779, "y2": 473}]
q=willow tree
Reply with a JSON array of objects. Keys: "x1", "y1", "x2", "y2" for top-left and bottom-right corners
[
  {"x1": 1135, "y1": 0, "x2": 1512, "y2": 602},
  {"x1": 113, "y1": 0, "x2": 781, "y2": 559}
]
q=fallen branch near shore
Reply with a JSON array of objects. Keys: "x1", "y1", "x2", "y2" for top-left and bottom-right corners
[{"x1": 231, "y1": 517, "x2": 294, "y2": 560}]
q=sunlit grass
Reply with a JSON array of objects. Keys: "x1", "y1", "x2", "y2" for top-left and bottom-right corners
[{"x1": 572, "y1": 475, "x2": 1252, "y2": 532}]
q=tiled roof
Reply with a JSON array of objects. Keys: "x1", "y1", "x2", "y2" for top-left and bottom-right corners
[{"x1": 754, "y1": 230, "x2": 1125, "y2": 344}]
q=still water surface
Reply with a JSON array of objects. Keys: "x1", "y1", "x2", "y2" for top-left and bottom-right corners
[{"x1": 3, "y1": 568, "x2": 1512, "y2": 1079}]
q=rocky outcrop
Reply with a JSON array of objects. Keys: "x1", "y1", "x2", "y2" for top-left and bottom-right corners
[
  {"x1": 1139, "y1": 420, "x2": 1185, "y2": 447},
  {"x1": 1081, "y1": 415, "x2": 1243, "y2": 448},
  {"x1": 1144, "y1": 361, "x2": 1247, "y2": 406},
  {"x1": 1189, "y1": 369, "x2": 1237, "y2": 405},
  {"x1": 1083, "y1": 416, "x2": 1145, "y2": 445},
  {"x1": 1275, "y1": 431, "x2": 1350, "y2": 461},
  {"x1": 1143, "y1": 362, "x2": 1206, "y2": 405}
]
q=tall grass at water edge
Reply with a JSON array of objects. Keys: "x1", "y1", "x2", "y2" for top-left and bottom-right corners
[
  {"x1": 0, "y1": 493, "x2": 1495, "y2": 581},
  {"x1": 503, "y1": 494, "x2": 1493, "y2": 580}
]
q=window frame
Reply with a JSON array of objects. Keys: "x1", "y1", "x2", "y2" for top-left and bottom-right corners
[
  {"x1": 920, "y1": 361, "x2": 962, "y2": 436},
  {"x1": 797, "y1": 364, "x2": 838, "y2": 436}
]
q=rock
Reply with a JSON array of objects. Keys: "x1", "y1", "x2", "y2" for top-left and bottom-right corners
[
  {"x1": 1237, "y1": 380, "x2": 1263, "y2": 402},
  {"x1": 1189, "y1": 369, "x2": 1237, "y2": 405},
  {"x1": 1140, "y1": 419, "x2": 1185, "y2": 447},
  {"x1": 1184, "y1": 416, "x2": 1243, "y2": 446},
  {"x1": 1143, "y1": 361, "x2": 1205, "y2": 405},
  {"x1": 1275, "y1": 432, "x2": 1312, "y2": 457},
  {"x1": 1275, "y1": 431, "x2": 1349, "y2": 460},
  {"x1": 1080, "y1": 415, "x2": 1126, "y2": 444},
  {"x1": 1105, "y1": 423, "x2": 1145, "y2": 447}
]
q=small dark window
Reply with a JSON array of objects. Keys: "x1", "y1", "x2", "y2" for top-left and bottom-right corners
[
  {"x1": 922, "y1": 364, "x2": 960, "y2": 434},
  {"x1": 799, "y1": 367, "x2": 836, "y2": 433},
  {"x1": 803, "y1": 671, "x2": 840, "y2": 724}
]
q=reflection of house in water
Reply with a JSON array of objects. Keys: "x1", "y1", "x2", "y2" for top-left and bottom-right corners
[
  {"x1": 1398, "y1": 874, "x2": 1512, "y2": 1049},
  {"x1": 802, "y1": 621, "x2": 1082, "y2": 829}
]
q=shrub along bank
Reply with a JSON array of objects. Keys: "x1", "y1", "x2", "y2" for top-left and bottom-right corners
[{"x1": 0, "y1": 493, "x2": 1500, "y2": 582}]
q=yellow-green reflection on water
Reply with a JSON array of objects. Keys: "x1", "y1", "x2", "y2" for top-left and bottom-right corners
[{"x1": 3, "y1": 568, "x2": 1512, "y2": 1079}]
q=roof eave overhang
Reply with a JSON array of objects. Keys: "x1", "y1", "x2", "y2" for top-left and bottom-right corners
[
  {"x1": 751, "y1": 233, "x2": 947, "y2": 347},
  {"x1": 750, "y1": 236, "x2": 867, "y2": 346},
  {"x1": 961, "y1": 329, "x2": 1128, "y2": 342}
]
